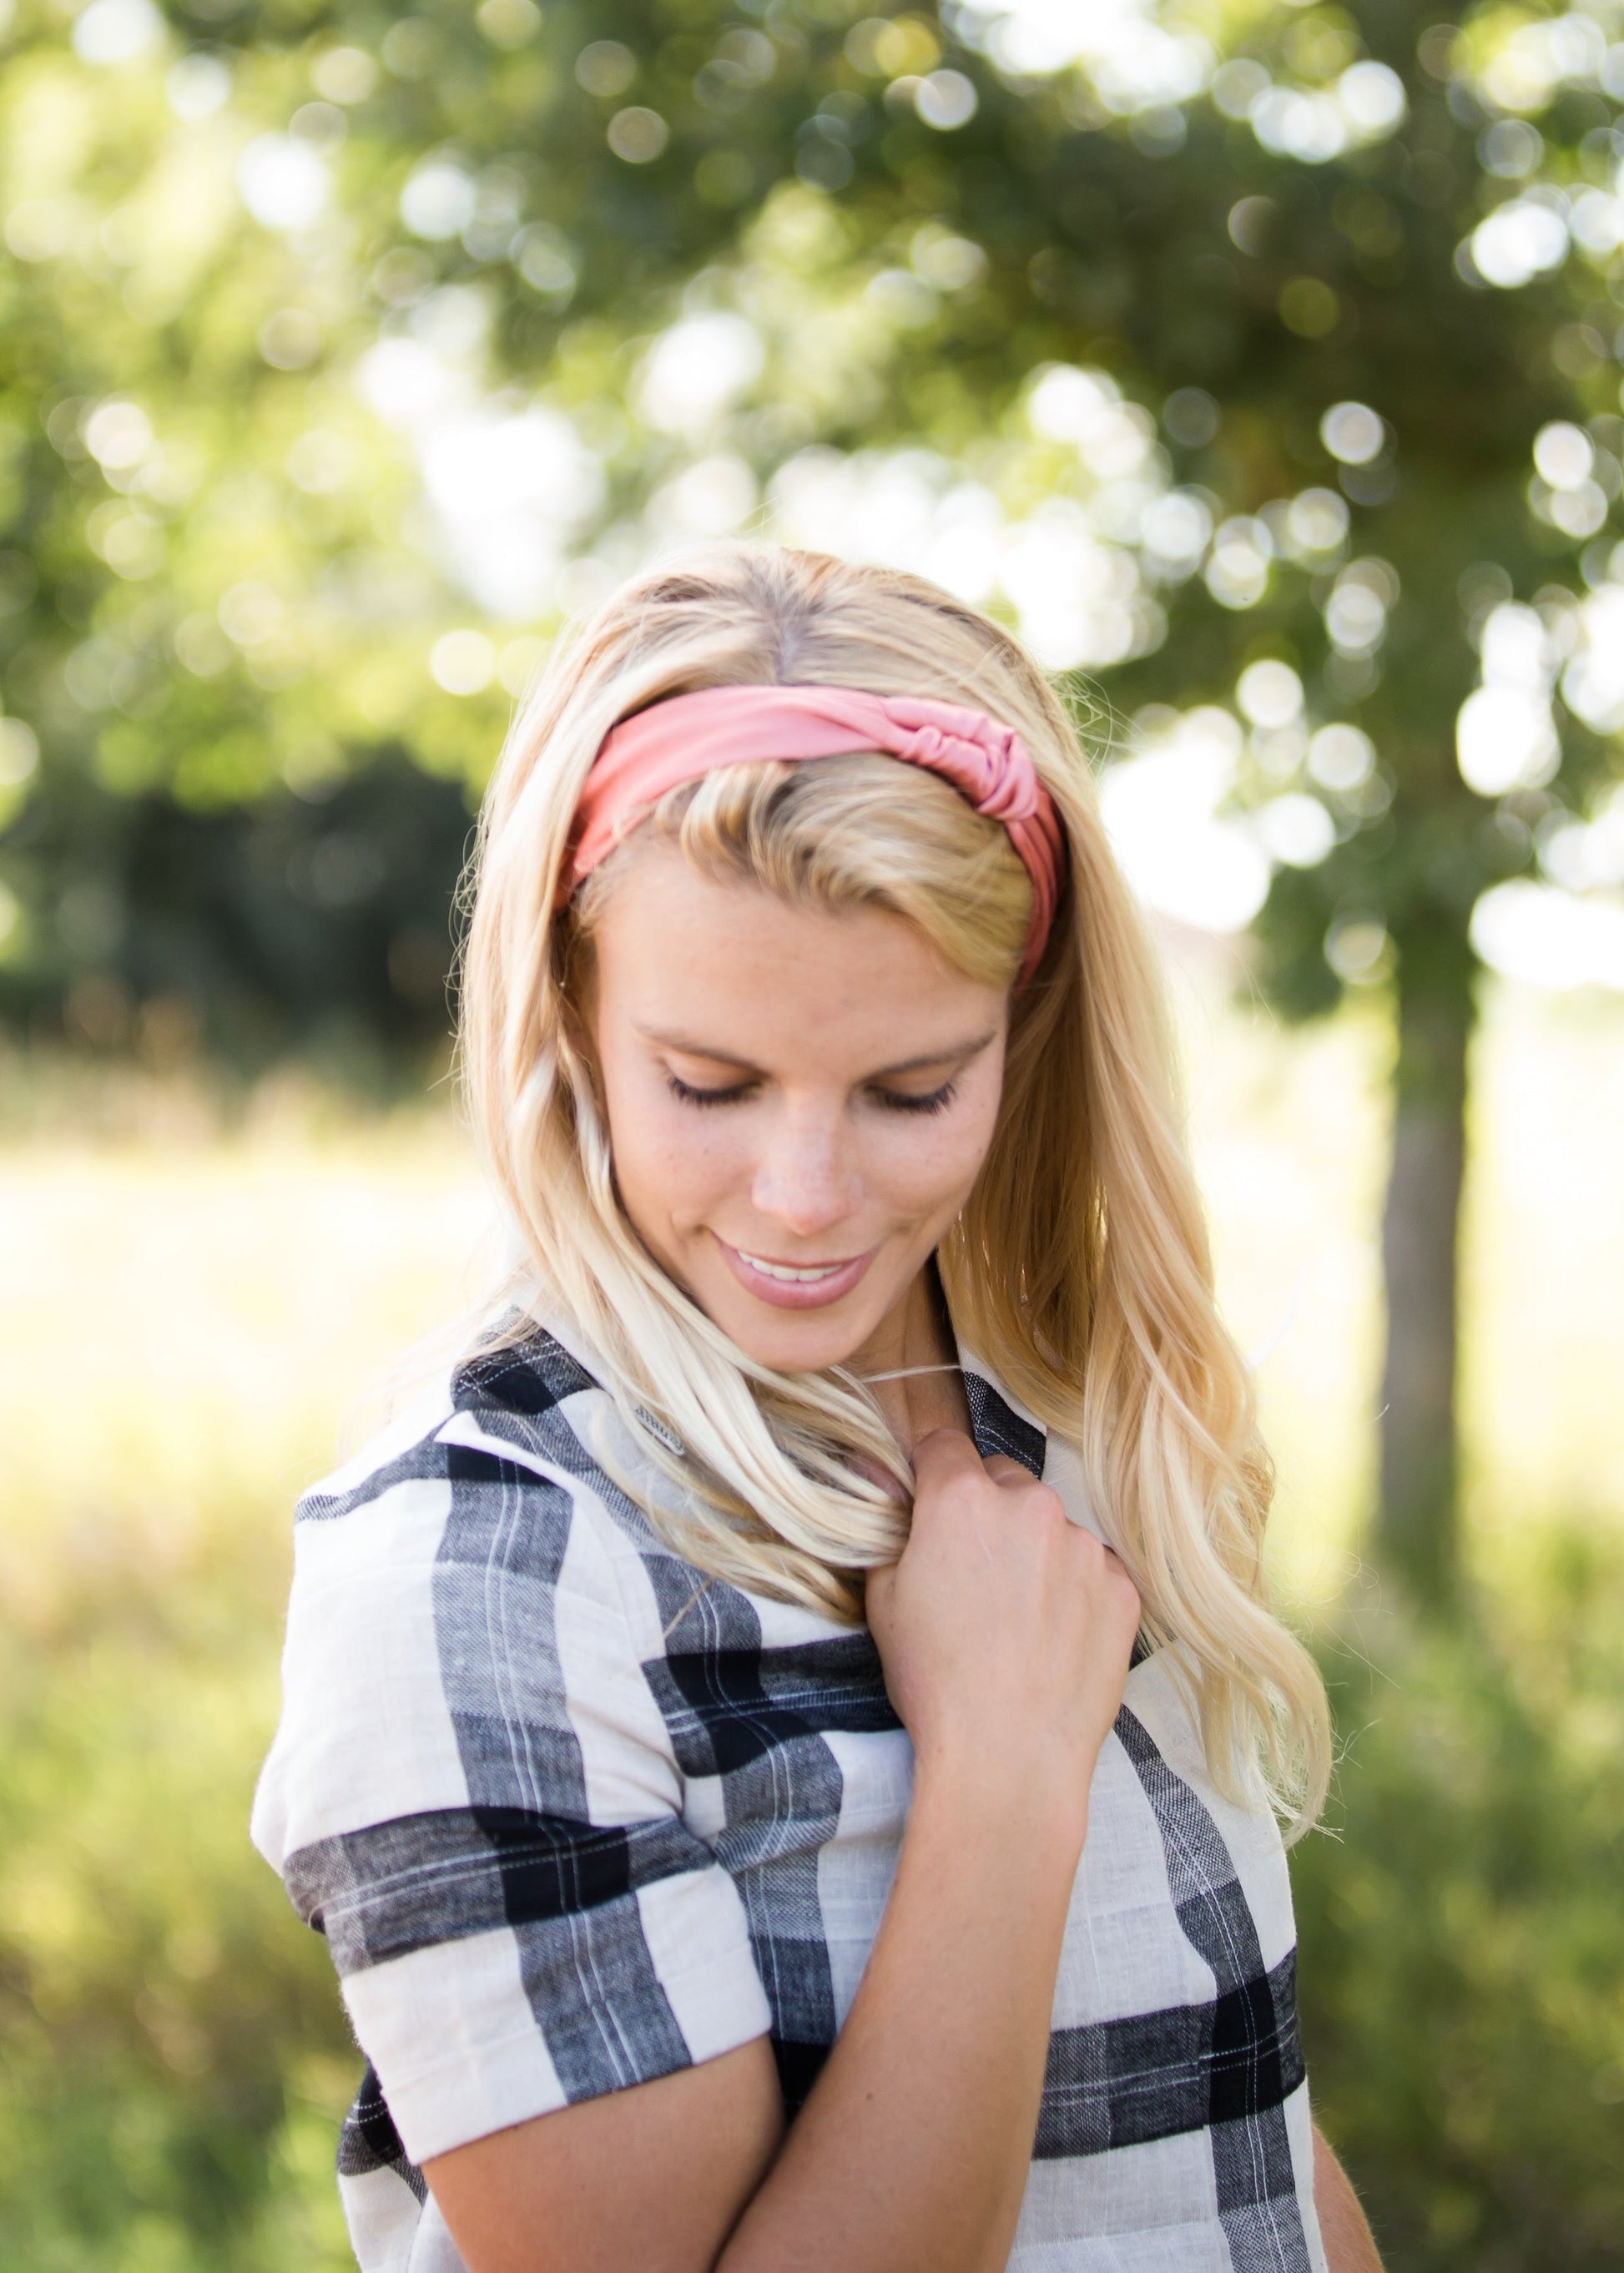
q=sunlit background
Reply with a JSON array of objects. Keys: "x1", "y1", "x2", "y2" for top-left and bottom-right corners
[{"x1": 3, "y1": 0, "x2": 1623, "y2": 2267}]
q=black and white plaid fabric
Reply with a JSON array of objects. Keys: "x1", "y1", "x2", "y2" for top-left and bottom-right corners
[{"x1": 253, "y1": 1319, "x2": 1325, "y2": 2271}]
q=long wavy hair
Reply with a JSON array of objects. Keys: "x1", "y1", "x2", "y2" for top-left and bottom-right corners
[{"x1": 459, "y1": 542, "x2": 1330, "y2": 1834}]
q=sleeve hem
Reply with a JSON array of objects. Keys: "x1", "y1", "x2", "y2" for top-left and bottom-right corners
[{"x1": 358, "y1": 1941, "x2": 776, "y2": 2167}]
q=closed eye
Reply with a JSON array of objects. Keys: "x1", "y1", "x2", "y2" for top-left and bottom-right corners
[
  {"x1": 664, "y1": 1073, "x2": 962, "y2": 1113},
  {"x1": 665, "y1": 1072, "x2": 758, "y2": 1108},
  {"x1": 872, "y1": 1080, "x2": 957, "y2": 1116}
]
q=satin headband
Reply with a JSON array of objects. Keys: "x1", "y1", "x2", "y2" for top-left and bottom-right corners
[{"x1": 565, "y1": 684, "x2": 1064, "y2": 985}]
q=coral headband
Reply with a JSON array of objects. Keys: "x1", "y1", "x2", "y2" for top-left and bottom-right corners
[{"x1": 567, "y1": 685, "x2": 1064, "y2": 985}]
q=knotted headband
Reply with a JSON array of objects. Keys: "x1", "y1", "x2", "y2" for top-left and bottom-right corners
[{"x1": 565, "y1": 684, "x2": 1065, "y2": 985}]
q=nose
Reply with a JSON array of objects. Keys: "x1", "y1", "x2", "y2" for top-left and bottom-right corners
[{"x1": 749, "y1": 1108, "x2": 865, "y2": 1242}]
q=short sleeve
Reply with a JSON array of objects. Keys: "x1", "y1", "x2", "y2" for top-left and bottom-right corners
[{"x1": 250, "y1": 1428, "x2": 773, "y2": 2165}]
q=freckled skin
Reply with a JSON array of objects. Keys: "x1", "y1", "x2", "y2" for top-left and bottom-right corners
[{"x1": 586, "y1": 846, "x2": 1008, "y2": 1380}]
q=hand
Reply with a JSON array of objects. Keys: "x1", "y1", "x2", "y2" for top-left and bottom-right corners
[{"x1": 865, "y1": 1429, "x2": 1141, "y2": 1836}]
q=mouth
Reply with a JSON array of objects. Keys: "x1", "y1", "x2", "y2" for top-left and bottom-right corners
[{"x1": 714, "y1": 1235, "x2": 879, "y2": 1312}]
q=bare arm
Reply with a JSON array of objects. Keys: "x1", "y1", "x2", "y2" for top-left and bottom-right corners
[
  {"x1": 425, "y1": 1430, "x2": 1141, "y2": 2273},
  {"x1": 1314, "y1": 2127, "x2": 1384, "y2": 2273}
]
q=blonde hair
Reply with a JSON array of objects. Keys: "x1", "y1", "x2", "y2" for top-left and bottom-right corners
[{"x1": 460, "y1": 543, "x2": 1330, "y2": 1834}]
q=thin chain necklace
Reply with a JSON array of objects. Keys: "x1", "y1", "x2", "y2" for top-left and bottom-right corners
[{"x1": 851, "y1": 1361, "x2": 964, "y2": 1383}]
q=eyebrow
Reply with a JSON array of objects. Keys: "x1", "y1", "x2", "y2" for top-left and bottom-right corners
[{"x1": 638, "y1": 1028, "x2": 1001, "y2": 1081}]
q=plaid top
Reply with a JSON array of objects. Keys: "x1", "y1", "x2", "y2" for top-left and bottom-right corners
[{"x1": 252, "y1": 1318, "x2": 1326, "y2": 2273}]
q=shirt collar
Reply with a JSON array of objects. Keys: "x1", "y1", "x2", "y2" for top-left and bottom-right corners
[
  {"x1": 513, "y1": 1287, "x2": 1052, "y2": 1480},
  {"x1": 948, "y1": 1318, "x2": 1050, "y2": 1480}
]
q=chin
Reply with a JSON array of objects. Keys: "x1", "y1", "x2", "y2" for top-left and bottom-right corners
[
  {"x1": 727, "y1": 1318, "x2": 870, "y2": 1375},
  {"x1": 707, "y1": 1292, "x2": 880, "y2": 1376}
]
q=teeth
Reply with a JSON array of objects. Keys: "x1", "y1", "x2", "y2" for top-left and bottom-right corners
[{"x1": 737, "y1": 1249, "x2": 847, "y2": 1284}]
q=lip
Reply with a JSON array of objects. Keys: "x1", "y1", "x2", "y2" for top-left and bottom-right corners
[{"x1": 714, "y1": 1235, "x2": 879, "y2": 1311}]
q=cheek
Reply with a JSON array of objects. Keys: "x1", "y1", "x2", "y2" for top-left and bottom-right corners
[
  {"x1": 601, "y1": 1056, "x2": 745, "y2": 1228},
  {"x1": 868, "y1": 1084, "x2": 1003, "y2": 1214}
]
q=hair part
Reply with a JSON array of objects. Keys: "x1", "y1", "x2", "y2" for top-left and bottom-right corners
[{"x1": 459, "y1": 542, "x2": 1331, "y2": 1837}]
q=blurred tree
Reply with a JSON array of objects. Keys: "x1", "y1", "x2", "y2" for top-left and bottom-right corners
[{"x1": 1, "y1": 0, "x2": 1621, "y2": 1585}]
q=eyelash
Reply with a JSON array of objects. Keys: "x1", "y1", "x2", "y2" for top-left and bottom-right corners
[
  {"x1": 663, "y1": 1075, "x2": 959, "y2": 1116},
  {"x1": 665, "y1": 1075, "x2": 752, "y2": 1109},
  {"x1": 881, "y1": 1080, "x2": 957, "y2": 1116}
]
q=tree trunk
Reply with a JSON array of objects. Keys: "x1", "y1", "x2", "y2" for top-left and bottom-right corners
[{"x1": 1376, "y1": 950, "x2": 1474, "y2": 1602}]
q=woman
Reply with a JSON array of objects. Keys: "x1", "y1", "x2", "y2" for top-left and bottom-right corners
[{"x1": 253, "y1": 545, "x2": 1382, "y2": 2272}]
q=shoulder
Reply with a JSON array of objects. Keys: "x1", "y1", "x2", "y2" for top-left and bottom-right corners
[
  {"x1": 298, "y1": 1324, "x2": 600, "y2": 1517},
  {"x1": 253, "y1": 1322, "x2": 784, "y2": 2170},
  {"x1": 291, "y1": 1323, "x2": 664, "y2": 1579},
  {"x1": 252, "y1": 1325, "x2": 680, "y2": 1868}
]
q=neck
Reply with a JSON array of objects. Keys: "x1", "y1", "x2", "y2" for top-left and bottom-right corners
[{"x1": 848, "y1": 1261, "x2": 969, "y2": 1454}]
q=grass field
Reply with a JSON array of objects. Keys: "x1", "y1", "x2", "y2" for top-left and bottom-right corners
[{"x1": 2, "y1": 979, "x2": 1621, "y2": 2269}]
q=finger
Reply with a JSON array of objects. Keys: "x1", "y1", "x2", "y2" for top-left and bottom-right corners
[
  {"x1": 981, "y1": 1454, "x2": 1036, "y2": 1488},
  {"x1": 910, "y1": 1427, "x2": 986, "y2": 1490},
  {"x1": 1092, "y1": 1541, "x2": 1139, "y2": 1596}
]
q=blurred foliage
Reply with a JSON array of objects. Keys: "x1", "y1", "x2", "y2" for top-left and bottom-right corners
[
  {"x1": 0, "y1": 0, "x2": 1619, "y2": 1050},
  {"x1": 3, "y1": 0, "x2": 1624, "y2": 1577},
  {"x1": 3, "y1": 2, "x2": 1624, "y2": 2246},
  {"x1": 9, "y1": 753, "x2": 473, "y2": 1069},
  {"x1": 3, "y1": 1477, "x2": 1621, "y2": 2270},
  {"x1": 1296, "y1": 1532, "x2": 1624, "y2": 2269},
  {"x1": 0, "y1": 1006, "x2": 1617, "y2": 2265},
  {"x1": 0, "y1": 1479, "x2": 356, "y2": 2273}
]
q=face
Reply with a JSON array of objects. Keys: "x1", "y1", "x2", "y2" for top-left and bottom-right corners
[{"x1": 584, "y1": 845, "x2": 1009, "y2": 1374}]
